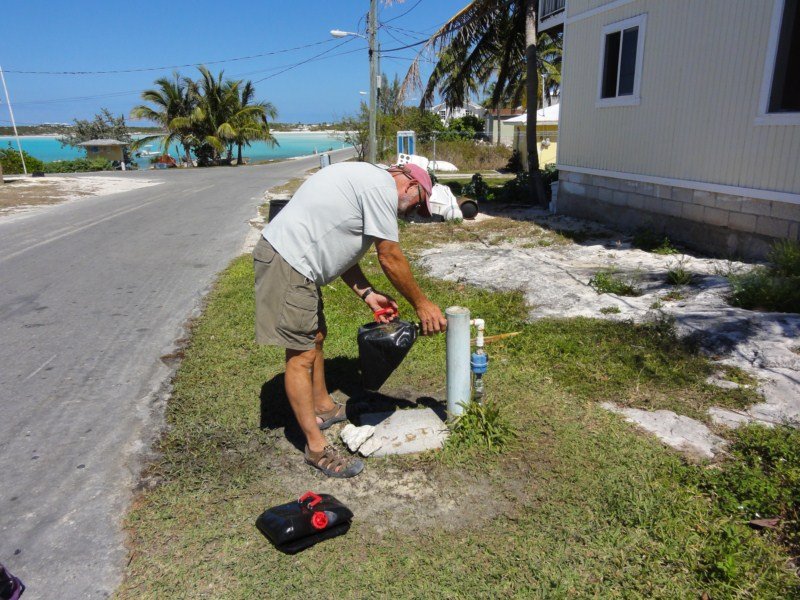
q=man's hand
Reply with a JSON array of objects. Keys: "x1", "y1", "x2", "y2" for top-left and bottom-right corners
[
  {"x1": 365, "y1": 292, "x2": 399, "y2": 322},
  {"x1": 416, "y1": 300, "x2": 447, "y2": 335}
]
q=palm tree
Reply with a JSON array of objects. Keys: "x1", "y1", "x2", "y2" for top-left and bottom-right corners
[
  {"x1": 405, "y1": 0, "x2": 551, "y2": 205},
  {"x1": 130, "y1": 72, "x2": 195, "y2": 166},
  {"x1": 229, "y1": 80, "x2": 278, "y2": 165}
]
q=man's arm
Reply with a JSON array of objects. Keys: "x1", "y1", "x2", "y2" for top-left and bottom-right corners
[
  {"x1": 374, "y1": 239, "x2": 446, "y2": 335},
  {"x1": 340, "y1": 262, "x2": 399, "y2": 321}
]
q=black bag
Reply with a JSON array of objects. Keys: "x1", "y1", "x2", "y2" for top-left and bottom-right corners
[
  {"x1": 357, "y1": 312, "x2": 418, "y2": 391},
  {"x1": 256, "y1": 492, "x2": 353, "y2": 554},
  {"x1": 0, "y1": 563, "x2": 24, "y2": 600}
]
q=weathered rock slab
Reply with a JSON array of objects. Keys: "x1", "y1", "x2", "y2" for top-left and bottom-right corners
[
  {"x1": 602, "y1": 402, "x2": 727, "y2": 460},
  {"x1": 358, "y1": 408, "x2": 449, "y2": 456}
]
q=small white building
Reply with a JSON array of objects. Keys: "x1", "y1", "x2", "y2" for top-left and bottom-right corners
[
  {"x1": 429, "y1": 100, "x2": 486, "y2": 125},
  {"x1": 541, "y1": 0, "x2": 800, "y2": 259}
]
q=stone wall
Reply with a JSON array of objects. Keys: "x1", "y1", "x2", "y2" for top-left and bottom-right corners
[{"x1": 557, "y1": 170, "x2": 800, "y2": 259}]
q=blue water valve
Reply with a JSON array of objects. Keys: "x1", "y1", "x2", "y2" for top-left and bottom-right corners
[{"x1": 470, "y1": 351, "x2": 488, "y2": 374}]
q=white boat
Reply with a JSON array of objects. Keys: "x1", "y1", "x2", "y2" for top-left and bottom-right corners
[{"x1": 137, "y1": 144, "x2": 160, "y2": 157}]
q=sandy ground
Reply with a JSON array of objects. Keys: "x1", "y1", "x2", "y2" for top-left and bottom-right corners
[
  {"x1": 417, "y1": 205, "x2": 800, "y2": 460},
  {"x1": 0, "y1": 175, "x2": 162, "y2": 216}
]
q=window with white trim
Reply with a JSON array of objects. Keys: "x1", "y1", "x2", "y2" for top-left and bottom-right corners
[
  {"x1": 597, "y1": 14, "x2": 646, "y2": 107},
  {"x1": 769, "y1": 0, "x2": 799, "y2": 113}
]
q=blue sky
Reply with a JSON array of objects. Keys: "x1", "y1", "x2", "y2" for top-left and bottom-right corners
[{"x1": 0, "y1": 0, "x2": 471, "y2": 126}]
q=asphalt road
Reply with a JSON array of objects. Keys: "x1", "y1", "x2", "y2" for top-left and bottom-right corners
[{"x1": 0, "y1": 149, "x2": 354, "y2": 599}]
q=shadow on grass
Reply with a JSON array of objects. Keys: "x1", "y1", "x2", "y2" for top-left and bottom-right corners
[{"x1": 259, "y1": 355, "x2": 443, "y2": 451}]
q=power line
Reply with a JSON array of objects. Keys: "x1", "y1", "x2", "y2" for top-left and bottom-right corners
[
  {"x1": 253, "y1": 39, "x2": 365, "y2": 84},
  {"x1": 4, "y1": 38, "x2": 339, "y2": 75}
]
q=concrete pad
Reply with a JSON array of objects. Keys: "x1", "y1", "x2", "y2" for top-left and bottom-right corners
[
  {"x1": 602, "y1": 402, "x2": 727, "y2": 460},
  {"x1": 358, "y1": 408, "x2": 449, "y2": 457}
]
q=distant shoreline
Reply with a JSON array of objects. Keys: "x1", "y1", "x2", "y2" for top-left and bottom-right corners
[{"x1": 0, "y1": 131, "x2": 345, "y2": 140}]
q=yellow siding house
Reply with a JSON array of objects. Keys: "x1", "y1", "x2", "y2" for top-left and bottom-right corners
[{"x1": 508, "y1": 102, "x2": 560, "y2": 168}]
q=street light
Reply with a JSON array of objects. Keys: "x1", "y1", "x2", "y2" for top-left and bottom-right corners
[{"x1": 331, "y1": 0, "x2": 378, "y2": 163}]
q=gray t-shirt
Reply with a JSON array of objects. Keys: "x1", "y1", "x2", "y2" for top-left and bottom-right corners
[{"x1": 263, "y1": 162, "x2": 399, "y2": 285}]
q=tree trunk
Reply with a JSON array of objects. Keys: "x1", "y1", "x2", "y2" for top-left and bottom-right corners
[
  {"x1": 237, "y1": 143, "x2": 243, "y2": 166},
  {"x1": 183, "y1": 143, "x2": 192, "y2": 168},
  {"x1": 526, "y1": 0, "x2": 547, "y2": 206}
]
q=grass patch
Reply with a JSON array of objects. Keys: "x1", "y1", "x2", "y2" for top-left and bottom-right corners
[
  {"x1": 600, "y1": 306, "x2": 621, "y2": 314},
  {"x1": 663, "y1": 289, "x2": 686, "y2": 302},
  {"x1": 666, "y1": 263, "x2": 694, "y2": 286},
  {"x1": 445, "y1": 400, "x2": 517, "y2": 455},
  {"x1": 118, "y1": 219, "x2": 798, "y2": 598},
  {"x1": 589, "y1": 270, "x2": 641, "y2": 296},
  {"x1": 728, "y1": 240, "x2": 800, "y2": 313},
  {"x1": 693, "y1": 424, "x2": 800, "y2": 559}
]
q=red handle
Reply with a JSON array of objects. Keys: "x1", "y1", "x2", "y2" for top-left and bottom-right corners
[
  {"x1": 299, "y1": 491, "x2": 322, "y2": 508},
  {"x1": 373, "y1": 307, "x2": 398, "y2": 322}
]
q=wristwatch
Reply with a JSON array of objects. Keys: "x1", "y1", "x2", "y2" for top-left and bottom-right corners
[{"x1": 360, "y1": 287, "x2": 374, "y2": 301}]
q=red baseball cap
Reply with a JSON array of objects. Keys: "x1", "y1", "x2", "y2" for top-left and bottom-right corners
[{"x1": 398, "y1": 163, "x2": 433, "y2": 217}]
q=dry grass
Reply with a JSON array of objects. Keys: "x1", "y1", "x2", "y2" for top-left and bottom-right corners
[{"x1": 0, "y1": 177, "x2": 77, "y2": 212}]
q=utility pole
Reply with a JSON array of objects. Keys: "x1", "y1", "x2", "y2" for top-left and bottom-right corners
[
  {"x1": 0, "y1": 65, "x2": 27, "y2": 175},
  {"x1": 368, "y1": 0, "x2": 378, "y2": 164}
]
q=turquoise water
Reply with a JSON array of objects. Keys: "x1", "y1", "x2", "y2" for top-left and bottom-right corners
[{"x1": 0, "y1": 133, "x2": 349, "y2": 166}]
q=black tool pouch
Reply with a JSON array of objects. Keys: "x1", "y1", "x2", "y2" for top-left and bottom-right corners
[{"x1": 256, "y1": 492, "x2": 353, "y2": 554}]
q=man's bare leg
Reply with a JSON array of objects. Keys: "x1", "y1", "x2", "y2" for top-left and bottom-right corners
[
  {"x1": 284, "y1": 347, "x2": 327, "y2": 453},
  {"x1": 310, "y1": 332, "x2": 337, "y2": 420}
]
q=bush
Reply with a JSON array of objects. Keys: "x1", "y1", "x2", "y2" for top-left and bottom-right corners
[
  {"x1": 541, "y1": 163, "x2": 559, "y2": 187},
  {"x1": 418, "y1": 139, "x2": 512, "y2": 171},
  {"x1": 505, "y1": 149, "x2": 523, "y2": 173},
  {"x1": 497, "y1": 172, "x2": 530, "y2": 203},
  {"x1": 43, "y1": 158, "x2": 115, "y2": 173},
  {"x1": 463, "y1": 173, "x2": 490, "y2": 201},
  {"x1": 729, "y1": 240, "x2": 800, "y2": 313},
  {"x1": 0, "y1": 145, "x2": 45, "y2": 174}
]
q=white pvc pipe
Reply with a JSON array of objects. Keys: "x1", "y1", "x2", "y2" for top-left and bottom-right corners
[
  {"x1": 446, "y1": 306, "x2": 471, "y2": 418},
  {"x1": 470, "y1": 318, "x2": 485, "y2": 348}
]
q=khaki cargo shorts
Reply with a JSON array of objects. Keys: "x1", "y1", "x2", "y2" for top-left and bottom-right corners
[{"x1": 253, "y1": 237, "x2": 326, "y2": 351}]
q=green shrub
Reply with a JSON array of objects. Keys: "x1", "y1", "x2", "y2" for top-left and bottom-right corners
[
  {"x1": 0, "y1": 144, "x2": 45, "y2": 174},
  {"x1": 447, "y1": 400, "x2": 517, "y2": 453},
  {"x1": 698, "y1": 424, "x2": 800, "y2": 555},
  {"x1": 769, "y1": 239, "x2": 800, "y2": 277},
  {"x1": 43, "y1": 158, "x2": 115, "y2": 173},
  {"x1": 505, "y1": 149, "x2": 523, "y2": 173},
  {"x1": 729, "y1": 240, "x2": 800, "y2": 313},
  {"x1": 463, "y1": 173, "x2": 490, "y2": 201},
  {"x1": 541, "y1": 163, "x2": 559, "y2": 187},
  {"x1": 497, "y1": 172, "x2": 530, "y2": 203},
  {"x1": 589, "y1": 270, "x2": 641, "y2": 296}
]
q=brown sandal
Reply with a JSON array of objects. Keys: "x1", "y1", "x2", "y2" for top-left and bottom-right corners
[
  {"x1": 315, "y1": 401, "x2": 348, "y2": 430},
  {"x1": 305, "y1": 445, "x2": 364, "y2": 478}
]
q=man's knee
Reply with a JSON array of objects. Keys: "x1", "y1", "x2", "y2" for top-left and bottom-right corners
[
  {"x1": 314, "y1": 327, "x2": 326, "y2": 346},
  {"x1": 286, "y1": 347, "x2": 317, "y2": 370}
]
